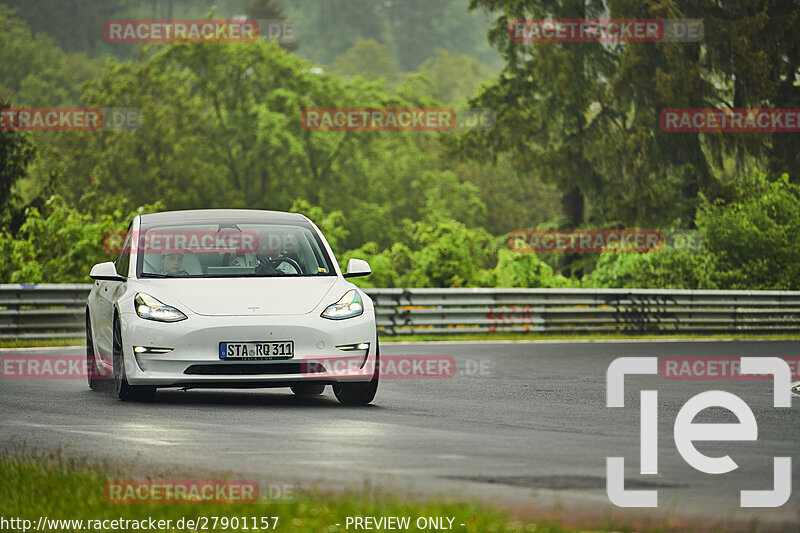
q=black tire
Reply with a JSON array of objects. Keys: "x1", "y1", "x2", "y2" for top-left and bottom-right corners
[
  {"x1": 86, "y1": 311, "x2": 104, "y2": 392},
  {"x1": 333, "y1": 341, "x2": 379, "y2": 406},
  {"x1": 291, "y1": 383, "x2": 326, "y2": 397},
  {"x1": 112, "y1": 315, "x2": 156, "y2": 402}
]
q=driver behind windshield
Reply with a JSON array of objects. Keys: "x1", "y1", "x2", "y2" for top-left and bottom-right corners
[
  {"x1": 159, "y1": 252, "x2": 190, "y2": 276},
  {"x1": 254, "y1": 231, "x2": 298, "y2": 275}
]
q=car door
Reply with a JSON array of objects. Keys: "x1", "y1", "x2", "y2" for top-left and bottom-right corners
[{"x1": 93, "y1": 224, "x2": 132, "y2": 360}]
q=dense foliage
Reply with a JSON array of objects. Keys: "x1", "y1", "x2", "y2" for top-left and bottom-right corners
[{"x1": 0, "y1": 2, "x2": 797, "y2": 289}]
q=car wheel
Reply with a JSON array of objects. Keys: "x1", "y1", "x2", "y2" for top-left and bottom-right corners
[
  {"x1": 112, "y1": 314, "x2": 156, "y2": 402},
  {"x1": 86, "y1": 311, "x2": 104, "y2": 392},
  {"x1": 291, "y1": 383, "x2": 326, "y2": 397},
  {"x1": 333, "y1": 341, "x2": 379, "y2": 406}
]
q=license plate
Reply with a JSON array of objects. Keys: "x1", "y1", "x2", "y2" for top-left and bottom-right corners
[{"x1": 219, "y1": 341, "x2": 294, "y2": 359}]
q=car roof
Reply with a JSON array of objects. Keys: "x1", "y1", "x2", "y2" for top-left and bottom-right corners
[{"x1": 139, "y1": 209, "x2": 309, "y2": 227}]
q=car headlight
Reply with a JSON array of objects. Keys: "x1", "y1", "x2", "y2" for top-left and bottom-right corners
[
  {"x1": 134, "y1": 293, "x2": 187, "y2": 322},
  {"x1": 321, "y1": 289, "x2": 363, "y2": 320}
]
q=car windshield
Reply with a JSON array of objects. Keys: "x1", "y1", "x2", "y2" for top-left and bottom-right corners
[{"x1": 135, "y1": 222, "x2": 336, "y2": 278}]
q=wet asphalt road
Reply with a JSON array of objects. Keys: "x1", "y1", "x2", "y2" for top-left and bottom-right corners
[{"x1": 1, "y1": 340, "x2": 798, "y2": 529}]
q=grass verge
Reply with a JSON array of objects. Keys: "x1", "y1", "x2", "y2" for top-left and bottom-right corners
[
  {"x1": 0, "y1": 449, "x2": 645, "y2": 533},
  {"x1": 0, "y1": 338, "x2": 83, "y2": 349}
]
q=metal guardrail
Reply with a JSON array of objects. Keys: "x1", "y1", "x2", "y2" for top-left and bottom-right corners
[
  {"x1": 0, "y1": 284, "x2": 90, "y2": 340},
  {"x1": 369, "y1": 288, "x2": 800, "y2": 335},
  {"x1": 2, "y1": 285, "x2": 800, "y2": 340}
]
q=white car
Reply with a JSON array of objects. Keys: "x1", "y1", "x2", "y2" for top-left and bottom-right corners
[{"x1": 86, "y1": 209, "x2": 379, "y2": 405}]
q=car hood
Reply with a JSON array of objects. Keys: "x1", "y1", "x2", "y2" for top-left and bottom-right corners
[{"x1": 138, "y1": 277, "x2": 341, "y2": 316}]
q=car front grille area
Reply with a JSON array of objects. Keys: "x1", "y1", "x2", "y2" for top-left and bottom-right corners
[{"x1": 183, "y1": 362, "x2": 326, "y2": 376}]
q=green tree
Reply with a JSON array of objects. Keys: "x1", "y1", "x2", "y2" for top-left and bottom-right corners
[
  {"x1": 339, "y1": 241, "x2": 415, "y2": 289},
  {"x1": 697, "y1": 172, "x2": 800, "y2": 290},
  {"x1": 285, "y1": 0, "x2": 500, "y2": 70},
  {"x1": 407, "y1": 219, "x2": 497, "y2": 287},
  {"x1": 0, "y1": 7, "x2": 99, "y2": 106},
  {"x1": 289, "y1": 198, "x2": 348, "y2": 252},
  {"x1": 43, "y1": 34, "x2": 507, "y2": 260},
  {"x1": 0, "y1": 97, "x2": 37, "y2": 225},
  {"x1": 581, "y1": 249, "x2": 706, "y2": 289},
  {"x1": 331, "y1": 39, "x2": 400, "y2": 84},
  {"x1": 286, "y1": 0, "x2": 387, "y2": 66},
  {"x1": 0, "y1": 0, "x2": 131, "y2": 56},
  {"x1": 463, "y1": 0, "x2": 800, "y2": 231},
  {"x1": 0, "y1": 194, "x2": 162, "y2": 283},
  {"x1": 406, "y1": 49, "x2": 496, "y2": 107},
  {"x1": 49, "y1": 39, "x2": 394, "y2": 212},
  {"x1": 492, "y1": 248, "x2": 573, "y2": 288},
  {"x1": 243, "y1": 0, "x2": 299, "y2": 51},
  {"x1": 582, "y1": 172, "x2": 800, "y2": 290}
]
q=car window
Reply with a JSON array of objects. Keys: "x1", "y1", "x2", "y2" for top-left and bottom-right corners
[
  {"x1": 115, "y1": 223, "x2": 132, "y2": 277},
  {"x1": 135, "y1": 222, "x2": 336, "y2": 278}
]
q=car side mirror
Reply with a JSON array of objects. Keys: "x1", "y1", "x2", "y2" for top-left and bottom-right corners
[
  {"x1": 343, "y1": 258, "x2": 371, "y2": 278},
  {"x1": 90, "y1": 261, "x2": 125, "y2": 281}
]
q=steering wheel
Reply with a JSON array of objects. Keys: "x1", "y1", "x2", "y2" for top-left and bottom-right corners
[{"x1": 270, "y1": 255, "x2": 303, "y2": 274}]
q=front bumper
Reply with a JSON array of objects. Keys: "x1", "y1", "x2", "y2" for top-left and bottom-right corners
[{"x1": 113, "y1": 310, "x2": 377, "y2": 387}]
